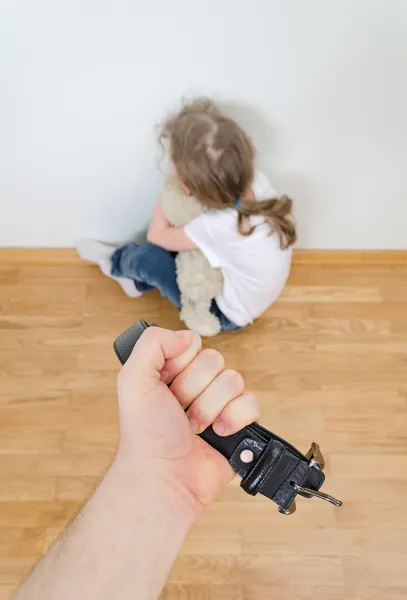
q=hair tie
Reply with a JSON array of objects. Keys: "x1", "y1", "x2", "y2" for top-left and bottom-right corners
[{"x1": 235, "y1": 200, "x2": 243, "y2": 208}]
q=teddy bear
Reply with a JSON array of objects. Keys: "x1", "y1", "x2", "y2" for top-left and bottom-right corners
[{"x1": 159, "y1": 181, "x2": 224, "y2": 336}]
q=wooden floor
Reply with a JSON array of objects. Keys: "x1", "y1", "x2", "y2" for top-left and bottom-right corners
[{"x1": 1, "y1": 251, "x2": 407, "y2": 599}]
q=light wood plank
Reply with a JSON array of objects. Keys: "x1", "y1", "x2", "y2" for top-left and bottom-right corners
[
  {"x1": 0, "y1": 247, "x2": 406, "y2": 265},
  {"x1": 0, "y1": 255, "x2": 406, "y2": 598}
]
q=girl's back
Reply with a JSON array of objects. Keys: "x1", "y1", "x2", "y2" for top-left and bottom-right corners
[{"x1": 184, "y1": 168, "x2": 293, "y2": 326}]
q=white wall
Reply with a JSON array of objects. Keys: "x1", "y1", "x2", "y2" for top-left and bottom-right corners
[{"x1": 1, "y1": 0, "x2": 407, "y2": 248}]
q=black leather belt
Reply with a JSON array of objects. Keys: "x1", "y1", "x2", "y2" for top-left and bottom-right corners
[{"x1": 114, "y1": 320, "x2": 342, "y2": 515}]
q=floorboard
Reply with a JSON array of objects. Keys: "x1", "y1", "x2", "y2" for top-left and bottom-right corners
[{"x1": 1, "y1": 254, "x2": 406, "y2": 599}]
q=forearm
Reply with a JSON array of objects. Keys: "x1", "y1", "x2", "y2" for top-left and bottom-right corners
[
  {"x1": 13, "y1": 459, "x2": 197, "y2": 600},
  {"x1": 147, "y1": 201, "x2": 196, "y2": 251},
  {"x1": 147, "y1": 226, "x2": 193, "y2": 251}
]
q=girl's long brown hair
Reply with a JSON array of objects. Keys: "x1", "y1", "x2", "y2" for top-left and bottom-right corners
[{"x1": 159, "y1": 98, "x2": 296, "y2": 249}]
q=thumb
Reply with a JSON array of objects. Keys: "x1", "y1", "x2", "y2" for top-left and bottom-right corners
[{"x1": 120, "y1": 327, "x2": 194, "y2": 394}]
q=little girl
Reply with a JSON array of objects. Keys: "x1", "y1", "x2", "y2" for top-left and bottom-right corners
[{"x1": 77, "y1": 98, "x2": 296, "y2": 332}]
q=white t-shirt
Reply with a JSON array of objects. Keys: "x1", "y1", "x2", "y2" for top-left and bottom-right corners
[{"x1": 184, "y1": 170, "x2": 293, "y2": 327}]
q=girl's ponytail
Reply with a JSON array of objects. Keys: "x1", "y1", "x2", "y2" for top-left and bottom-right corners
[{"x1": 237, "y1": 195, "x2": 297, "y2": 250}]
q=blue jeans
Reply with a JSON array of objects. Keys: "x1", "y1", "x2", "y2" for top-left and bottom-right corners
[{"x1": 111, "y1": 242, "x2": 239, "y2": 332}]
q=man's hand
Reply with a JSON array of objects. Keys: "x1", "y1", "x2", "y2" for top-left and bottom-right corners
[
  {"x1": 12, "y1": 327, "x2": 259, "y2": 600},
  {"x1": 116, "y1": 327, "x2": 260, "y2": 511}
]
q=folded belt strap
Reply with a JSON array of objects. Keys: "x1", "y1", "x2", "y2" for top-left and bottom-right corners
[
  {"x1": 198, "y1": 422, "x2": 324, "y2": 511},
  {"x1": 114, "y1": 320, "x2": 342, "y2": 515}
]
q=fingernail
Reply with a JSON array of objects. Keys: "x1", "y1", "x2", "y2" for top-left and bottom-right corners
[
  {"x1": 213, "y1": 421, "x2": 228, "y2": 436},
  {"x1": 160, "y1": 370, "x2": 171, "y2": 384},
  {"x1": 176, "y1": 330, "x2": 192, "y2": 341},
  {"x1": 188, "y1": 418, "x2": 199, "y2": 434}
]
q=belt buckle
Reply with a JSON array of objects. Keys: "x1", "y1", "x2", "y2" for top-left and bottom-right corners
[{"x1": 278, "y1": 442, "x2": 342, "y2": 515}]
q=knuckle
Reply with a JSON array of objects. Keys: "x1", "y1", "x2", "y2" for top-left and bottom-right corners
[
  {"x1": 241, "y1": 394, "x2": 261, "y2": 422},
  {"x1": 140, "y1": 326, "x2": 159, "y2": 343},
  {"x1": 190, "y1": 331, "x2": 203, "y2": 350},
  {"x1": 224, "y1": 369, "x2": 245, "y2": 392},
  {"x1": 201, "y1": 348, "x2": 225, "y2": 371},
  {"x1": 249, "y1": 395, "x2": 261, "y2": 418}
]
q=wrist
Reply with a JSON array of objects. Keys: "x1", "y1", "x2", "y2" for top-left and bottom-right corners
[{"x1": 111, "y1": 454, "x2": 203, "y2": 526}]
